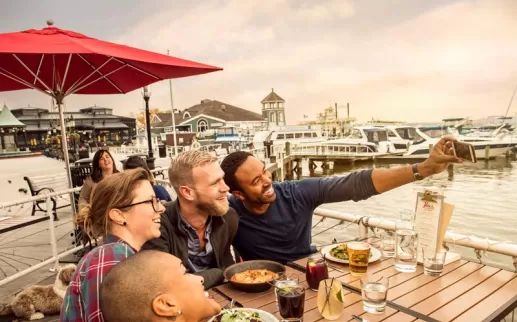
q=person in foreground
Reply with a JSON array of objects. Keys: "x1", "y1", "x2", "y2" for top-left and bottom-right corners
[
  {"x1": 123, "y1": 155, "x2": 172, "y2": 202},
  {"x1": 100, "y1": 250, "x2": 221, "y2": 322},
  {"x1": 60, "y1": 168, "x2": 165, "y2": 322},
  {"x1": 78, "y1": 149, "x2": 119, "y2": 210},
  {"x1": 220, "y1": 136, "x2": 461, "y2": 264},
  {"x1": 143, "y1": 150, "x2": 238, "y2": 289}
]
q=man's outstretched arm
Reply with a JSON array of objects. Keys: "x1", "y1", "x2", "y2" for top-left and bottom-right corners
[{"x1": 372, "y1": 136, "x2": 461, "y2": 193}]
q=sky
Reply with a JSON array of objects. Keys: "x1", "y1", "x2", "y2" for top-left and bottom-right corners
[{"x1": 1, "y1": 0, "x2": 517, "y2": 124}]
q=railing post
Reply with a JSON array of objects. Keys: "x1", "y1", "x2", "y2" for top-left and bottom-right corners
[
  {"x1": 358, "y1": 217, "x2": 368, "y2": 239},
  {"x1": 47, "y1": 196, "x2": 60, "y2": 272}
]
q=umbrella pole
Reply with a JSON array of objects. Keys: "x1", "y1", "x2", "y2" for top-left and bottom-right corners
[{"x1": 56, "y1": 95, "x2": 78, "y2": 219}]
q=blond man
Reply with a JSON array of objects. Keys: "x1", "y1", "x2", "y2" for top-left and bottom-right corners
[{"x1": 143, "y1": 150, "x2": 238, "y2": 289}]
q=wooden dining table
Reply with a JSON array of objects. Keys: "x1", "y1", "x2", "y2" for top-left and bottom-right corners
[{"x1": 209, "y1": 254, "x2": 517, "y2": 322}]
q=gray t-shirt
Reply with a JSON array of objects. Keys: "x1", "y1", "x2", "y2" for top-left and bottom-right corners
[{"x1": 229, "y1": 169, "x2": 378, "y2": 264}]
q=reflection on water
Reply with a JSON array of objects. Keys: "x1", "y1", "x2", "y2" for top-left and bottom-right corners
[{"x1": 307, "y1": 158, "x2": 517, "y2": 270}]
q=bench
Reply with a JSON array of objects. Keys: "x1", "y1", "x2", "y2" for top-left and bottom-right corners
[{"x1": 23, "y1": 174, "x2": 73, "y2": 221}]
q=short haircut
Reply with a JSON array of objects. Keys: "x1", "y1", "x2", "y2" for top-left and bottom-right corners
[
  {"x1": 123, "y1": 156, "x2": 155, "y2": 184},
  {"x1": 168, "y1": 150, "x2": 218, "y2": 192},
  {"x1": 100, "y1": 250, "x2": 171, "y2": 322},
  {"x1": 220, "y1": 151, "x2": 253, "y2": 193}
]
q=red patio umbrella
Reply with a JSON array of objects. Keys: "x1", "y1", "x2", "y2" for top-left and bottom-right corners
[{"x1": 0, "y1": 20, "x2": 222, "y2": 200}]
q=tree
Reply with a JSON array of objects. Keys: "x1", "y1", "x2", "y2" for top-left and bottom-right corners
[{"x1": 136, "y1": 108, "x2": 164, "y2": 130}]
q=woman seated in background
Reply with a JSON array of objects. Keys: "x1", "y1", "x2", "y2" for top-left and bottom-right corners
[
  {"x1": 123, "y1": 156, "x2": 173, "y2": 202},
  {"x1": 78, "y1": 149, "x2": 119, "y2": 210},
  {"x1": 100, "y1": 250, "x2": 221, "y2": 322},
  {"x1": 60, "y1": 168, "x2": 165, "y2": 322}
]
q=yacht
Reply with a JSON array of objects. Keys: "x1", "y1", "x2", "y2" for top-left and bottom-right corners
[
  {"x1": 214, "y1": 126, "x2": 250, "y2": 150},
  {"x1": 319, "y1": 126, "x2": 397, "y2": 154},
  {"x1": 404, "y1": 126, "x2": 515, "y2": 159},
  {"x1": 252, "y1": 127, "x2": 324, "y2": 149},
  {"x1": 383, "y1": 125, "x2": 417, "y2": 152}
]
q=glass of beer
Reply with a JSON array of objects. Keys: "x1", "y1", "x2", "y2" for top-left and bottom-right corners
[{"x1": 347, "y1": 242, "x2": 371, "y2": 276}]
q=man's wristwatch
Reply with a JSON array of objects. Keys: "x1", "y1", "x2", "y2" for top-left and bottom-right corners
[{"x1": 412, "y1": 164, "x2": 424, "y2": 180}]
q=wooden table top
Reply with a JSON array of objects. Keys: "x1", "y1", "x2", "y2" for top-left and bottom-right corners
[{"x1": 210, "y1": 255, "x2": 517, "y2": 322}]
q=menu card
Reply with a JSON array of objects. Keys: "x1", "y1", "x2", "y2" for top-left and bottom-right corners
[{"x1": 414, "y1": 187, "x2": 445, "y2": 258}]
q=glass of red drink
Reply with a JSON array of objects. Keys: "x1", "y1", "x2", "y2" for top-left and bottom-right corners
[{"x1": 306, "y1": 253, "x2": 329, "y2": 291}]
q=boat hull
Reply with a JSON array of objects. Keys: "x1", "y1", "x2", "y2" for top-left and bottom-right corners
[{"x1": 404, "y1": 143, "x2": 513, "y2": 159}]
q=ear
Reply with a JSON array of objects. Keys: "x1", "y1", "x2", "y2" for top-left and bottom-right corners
[
  {"x1": 178, "y1": 186, "x2": 195, "y2": 202},
  {"x1": 152, "y1": 294, "x2": 181, "y2": 318},
  {"x1": 108, "y1": 208, "x2": 126, "y2": 225},
  {"x1": 232, "y1": 190, "x2": 245, "y2": 201}
]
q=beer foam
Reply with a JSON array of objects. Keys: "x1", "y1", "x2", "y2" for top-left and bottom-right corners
[{"x1": 348, "y1": 242, "x2": 371, "y2": 250}]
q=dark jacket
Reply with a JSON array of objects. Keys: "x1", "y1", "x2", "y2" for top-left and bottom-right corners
[{"x1": 142, "y1": 200, "x2": 239, "y2": 289}]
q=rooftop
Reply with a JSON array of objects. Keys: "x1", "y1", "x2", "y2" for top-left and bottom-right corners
[
  {"x1": 261, "y1": 88, "x2": 285, "y2": 104},
  {"x1": 0, "y1": 104, "x2": 26, "y2": 128}
]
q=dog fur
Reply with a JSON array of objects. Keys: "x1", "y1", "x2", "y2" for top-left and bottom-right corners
[{"x1": 0, "y1": 264, "x2": 76, "y2": 321}]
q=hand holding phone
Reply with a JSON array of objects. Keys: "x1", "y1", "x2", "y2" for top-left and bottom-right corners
[{"x1": 452, "y1": 141, "x2": 477, "y2": 163}]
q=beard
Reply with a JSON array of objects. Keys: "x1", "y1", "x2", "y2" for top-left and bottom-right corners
[{"x1": 194, "y1": 198, "x2": 228, "y2": 217}]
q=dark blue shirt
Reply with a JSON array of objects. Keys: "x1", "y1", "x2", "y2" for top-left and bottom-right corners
[
  {"x1": 153, "y1": 184, "x2": 172, "y2": 202},
  {"x1": 229, "y1": 170, "x2": 378, "y2": 264}
]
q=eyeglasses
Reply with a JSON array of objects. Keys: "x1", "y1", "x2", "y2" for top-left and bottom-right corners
[{"x1": 118, "y1": 196, "x2": 162, "y2": 212}]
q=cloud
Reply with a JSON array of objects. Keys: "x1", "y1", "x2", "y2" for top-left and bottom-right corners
[{"x1": 1, "y1": 0, "x2": 517, "y2": 125}]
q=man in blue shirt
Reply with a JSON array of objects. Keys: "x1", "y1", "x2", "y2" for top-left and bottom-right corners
[{"x1": 220, "y1": 136, "x2": 460, "y2": 264}]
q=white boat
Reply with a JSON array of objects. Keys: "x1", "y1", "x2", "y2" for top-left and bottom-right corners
[
  {"x1": 252, "y1": 127, "x2": 325, "y2": 149},
  {"x1": 382, "y1": 125, "x2": 416, "y2": 152},
  {"x1": 404, "y1": 126, "x2": 515, "y2": 159},
  {"x1": 320, "y1": 126, "x2": 397, "y2": 154},
  {"x1": 214, "y1": 126, "x2": 250, "y2": 150}
]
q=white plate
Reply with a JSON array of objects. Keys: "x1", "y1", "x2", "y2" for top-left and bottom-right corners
[
  {"x1": 321, "y1": 243, "x2": 382, "y2": 264},
  {"x1": 207, "y1": 308, "x2": 279, "y2": 322}
]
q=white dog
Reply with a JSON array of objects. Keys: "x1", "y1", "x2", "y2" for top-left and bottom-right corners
[{"x1": 0, "y1": 264, "x2": 76, "y2": 321}]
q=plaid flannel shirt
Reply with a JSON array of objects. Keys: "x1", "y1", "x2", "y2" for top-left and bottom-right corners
[{"x1": 60, "y1": 235, "x2": 136, "y2": 322}]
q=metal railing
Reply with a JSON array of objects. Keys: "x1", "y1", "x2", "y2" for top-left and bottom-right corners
[
  {"x1": 291, "y1": 144, "x2": 377, "y2": 156},
  {"x1": 312, "y1": 207, "x2": 517, "y2": 271},
  {"x1": 0, "y1": 187, "x2": 85, "y2": 287}
]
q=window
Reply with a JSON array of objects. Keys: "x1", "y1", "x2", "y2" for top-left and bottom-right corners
[
  {"x1": 270, "y1": 112, "x2": 276, "y2": 123},
  {"x1": 388, "y1": 130, "x2": 397, "y2": 138},
  {"x1": 285, "y1": 133, "x2": 294, "y2": 139},
  {"x1": 304, "y1": 133, "x2": 312, "y2": 138},
  {"x1": 350, "y1": 129, "x2": 363, "y2": 139},
  {"x1": 295, "y1": 133, "x2": 302, "y2": 138},
  {"x1": 197, "y1": 120, "x2": 208, "y2": 132},
  {"x1": 277, "y1": 134, "x2": 285, "y2": 139}
]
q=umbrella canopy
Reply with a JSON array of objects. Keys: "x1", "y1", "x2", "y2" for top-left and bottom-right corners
[
  {"x1": 0, "y1": 20, "x2": 222, "y2": 96},
  {"x1": 0, "y1": 21, "x2": 222, "y2": 211}
]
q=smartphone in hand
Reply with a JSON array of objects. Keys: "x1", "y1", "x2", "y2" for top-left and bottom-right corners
[{"x1": 452, "y1": 141, "x2": 477, "y2": 163}]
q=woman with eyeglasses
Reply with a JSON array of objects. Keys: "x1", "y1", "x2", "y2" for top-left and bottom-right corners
[
  {"x1": 78, "y1": 149, "x2": 119, "y2": 211},
  {"x1": 60, "y1": 168, "x2": 165, "y2": 322}
]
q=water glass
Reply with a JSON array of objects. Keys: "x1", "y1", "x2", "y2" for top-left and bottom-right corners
[
  {"x1": 306, "y1": 253, "x2": 329, "y2": 291},
  {"x1": 399, "y1": 210, "x2": 416, "y2": 223},
  {"x1": 317, "y1": 278, "x2": 344, "y2": 320},
  {"x1": 395, "y1": 221, "x2": 418, "y2": 273},
  {"x1": 422, "y1": 248, "x2": 447, "y2": 276},
  {"x1": 360, "y1": 275, "x2": 389, "y2": 314},
  {"x1": 347, "y1": 242, "x2": 371, "y2": 276},
  {"x1": 276, "y1": 280, "x2": 305, "y2": 322},
  {"x1": 378, "y1": 229, "x2": 395, "y2": 258}
]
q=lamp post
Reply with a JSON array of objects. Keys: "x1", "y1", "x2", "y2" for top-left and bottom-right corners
[{"x1": 142, "y1": 85, "x2": 155, "y2": 169}]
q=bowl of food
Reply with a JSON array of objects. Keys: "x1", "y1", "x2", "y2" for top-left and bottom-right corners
[
  {"x1": 223, "y1": 260, "x2": 286, "y2": 293},
  {"x1": 208, "y1": 308, "x2": 279, "y2": 322}
]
